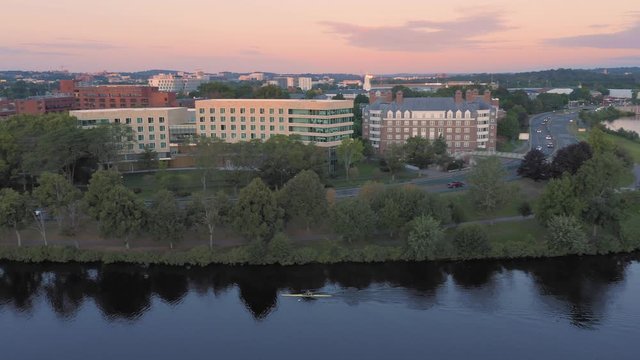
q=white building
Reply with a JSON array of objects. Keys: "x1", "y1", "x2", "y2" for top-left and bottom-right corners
[
  {"x1": 546, "y1": 88, "x2": 573, "y2": 95},
  {"x1": 148, "y1": 73, "x2": 210, "y2": 93},
  {"x1": 609, "y1": 89, "x2": 633, "y2": 99},
  {"x1": 238, "y1": 72, "x2": 265, "y2": 81},
  {"x1": 363, "y1": 74, "x2": 374, "y2": 91},
  {"x1": 297, "y1": 77, "x2": 313, "y2": 91}
]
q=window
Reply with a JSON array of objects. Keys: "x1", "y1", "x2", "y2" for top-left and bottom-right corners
[
  {"x1": 199, "y1": 108, "x2": 205, "y2": 114},
  {"x1": 279, "y1": 125, "x2": 284, "y2": 131},
  {"x1": 270, "y1": 125, "x2": 275, "y2": 131},
  {"x1": 137, "y1": 118, "x2": 143, "y2": 124},
  {"x1": 260, "y1": 125, "x2": 265, "y2": 131},
  {"x1": 230, "y1": 116, "x2": 236, "y2": 122},
  {"x1": 160, "y1": 134, "x2": 166, "y2": 139},
  {"x1": 251, "y1": 125, "x2": 256, "y2": 130},
  {"x1": 259, "y1": 108, "x2": 265, "y2": 114},
  {"x1": 148, "y1": 117, "x2": 154, "y2": 124},
  {"x1": 231, "y1": 125, "x2": 236, "y2": 130},
  {"x1": 250, "y1": 116, "x2": 256, "y2": 122},
  {"x1": 279, "y1": 117, "x2": 284, "y2": 123},
  {"x1": 220, "y1": 108, "x2": 226, "y2": 114},
  {"x1": 210, "y1": 116, "x2": 215, "y2": 122},
  {"x1": 159, "y1": 126, "x2": 166, "y2": 131},
  {"x1": 200, "y1": 125, "x2": 205, "y2": 131},
  {"x1": 199, "y1": 117, "x2": 205, "y2": 122},
  {"x1": 159, "y1": 117, "x2": 165, "y2": 123},
  {"x1": 241, "y1": 125, "x2": 246, "y2": 130},
  {"x1": 221, "y1": 125, "x2": 226, "y2": 130},
  {"x1": 210, "y1": 125, "x2": 216, "y2": 130},
  {"x1": 241, "y1": 116, "x2": 246, "y2": 122},
  {"x1": 278, "y1": 108, "x2": 284, "y2": 114},
  {"x1": 137, "y1": 126, "x2": 143, "y2": 132},
  {"x1": 220, "y1": 116, "x2": 226, "y2": 122},
  {"x1": 160, "y1": 142, "x2": 167, "y2": 148},
  {"x1": 221, "y1": 133, "x2": 226, "y2": 139},
  {"x1": 240, "y1": 108, "x2": 245, "y2": 114},
  {"x1": 230, "y1": 108, "x2": 236, "y2": 114},
  {"x1": 241, "y1": 133, "x2": 247, "y2": 139},
  {"x1": 250, "y1": 108, "x2": 255, "y2": 114},
  {"x1": 209, "y1": 108, "x2": 215, "y2": 114},
  {"x1": 231, "y1": 133, "x2": 237, "y2": 139},
  {"x1": 138, "y1": 144, "x2": 145, "y2": 150},
  {"x1": 138, "y1": 135, "x2": 144, "y2": 141},
  {"x1": 125, "y1": 118, "x2": 132, "y2": 124},
  {"x1": 269, "y1": 108, "x2": 274, "y2": 114},
  {"x1": 260, "y1": 117, "x2": 265, "y2": 122},
  {"x1": 149, "y1": 134, "x2": 155, "y2": 140},
  {"x1": 148, "y1": 143, "x2": 155, "y2": 149}
]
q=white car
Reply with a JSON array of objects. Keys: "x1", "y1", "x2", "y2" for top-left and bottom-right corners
[
  {"x1": 535, "y1": 146, "x2": 543, "y2": 151},
  {"x1": 545, "y1": 135, "x2": 552, "y2": 140},
  {"x1": 536, "y1": 129, "x2": 542, "y2": 133}
]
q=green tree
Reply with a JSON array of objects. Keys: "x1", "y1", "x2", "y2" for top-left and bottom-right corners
[
  {"x1": 148, "y1": 189, "x2": 185, "y2": 249},
  {"x1": 452, "y1": 225, "x2": 491, "y2": 259},
  {"x1": 277, "y1": 170, "x2": 327, "y2": 230},
  {"x1": 193, "y1": 136, "x2": 225, "y2": 192},
  {"x1": 254, "y1": 85, "x2": 290, "y2": 99},
  {"x1": 518, "y1": 149, "x2": 549, "y2": 181},
  {"x1": 96, "y1": 186, "x2": 146, "y2": 249},
  {"x1": 187, "y1": 191, "x2": 230, "y2": 249},
  {"x1": 330, "y1": 198, "x2": 376, "y2": 243},
  {"x1": 33, "y1": 172, "x2": 82, "y2": 237},
  {"x1": 331, "y1": 93, "x2": 345, "y2": 100},
  {"x1": 266, "y1": 232, "x2": 293, "y2": 264},
  {"x1": 83, "y1": 170, "x2": 124, "y2": 222},
  {"x1": 259, "y1": 135, "x2": 327, "y2": 189},
  {"x1": 587, "y1": 127, "x2": 615, "y2": 154},
  {"x1": 86, "y1": 123, "x2": 134, "y2": 169},
  {"x1": 382, "y1": 143, "x2": 405, "y2": 181},
  {"x1": 550, "y1": 142, "x2": 593, "y2": 178},
  {"x1": 352, "y1": 94, "x2": 369, "y2": 138},
  {"x1": 535, "y1": 175, "x2": 583, "y2": 225},
  {"x1": 233, "y1": 178, "x2": 284, "y2": 241},
  {"x1": 336, "y1": 138, "x2": 365, "y2": 180},
  {"x1": 405, "y1": 215, "x2": 443, "y2": 260},
  {"x1": 403, "y1": 136, "x2": 434, "y2": 169},
  {"x1": 0, "y1": 188, "x2": 29, "y2": 246},
  {"x1": 139, "y1": 145, "x2": 158, "y2": 170},
  {"x1": 546, "y1": 215, "x2": 588, "y2": 254},
  {"x1": 468, "y1": 157, "x2": 508, "y2": 212}
]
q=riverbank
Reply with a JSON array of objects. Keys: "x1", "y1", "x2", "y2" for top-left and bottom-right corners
[{"x1": 2, "y1": 218, "x2": 639, "y2": 266}]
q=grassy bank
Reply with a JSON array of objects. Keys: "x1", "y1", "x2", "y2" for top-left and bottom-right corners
[{"x1": 2, "y1": 217, "x2": 639, "y2": 267}]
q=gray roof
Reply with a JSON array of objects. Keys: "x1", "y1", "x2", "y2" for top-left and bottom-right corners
[{"x1": 366, "y1": 97, "x2": 491, "y2": 113}]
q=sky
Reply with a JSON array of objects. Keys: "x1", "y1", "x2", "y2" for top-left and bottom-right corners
[{"x1": 1, "y1": 0, "x2": 639, "y2": 74}]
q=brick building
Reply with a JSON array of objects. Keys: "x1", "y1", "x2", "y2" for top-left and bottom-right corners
[
  {"x1": 60, "y1": 80, "x2": 177, "y2": 110},
  {"x1": 14, "y1": 95, "x2": 75, "y2": 115},
  {"x1": 363, "y1": 90, "x2": 498, "y2": 154}
]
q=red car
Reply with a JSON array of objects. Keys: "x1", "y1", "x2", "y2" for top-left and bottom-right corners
[{"x1": 447, "y1": 181, "x2": 465, "y2": 188}]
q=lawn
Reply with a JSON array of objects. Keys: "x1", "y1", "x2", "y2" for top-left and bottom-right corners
[
  {"x1": 440, "y1": 178, "x2": 545, "y2": 222},
  {"x1": 329, "y1": 160, "x2": 420, "y2": 188},
  {"x1": 484, "y1": 219, "x2": 548, "y2": 257},
  {"x1": 574, "y1": 125, "x2": 640, "y2": 163}
]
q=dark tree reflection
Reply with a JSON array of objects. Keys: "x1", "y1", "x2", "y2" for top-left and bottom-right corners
[
  {"x1": 93, "y1": 265, "x2": 152, "y2": 321},
  {"x1": 0, "y1": 263, "x2": 43, "y2": 314}
]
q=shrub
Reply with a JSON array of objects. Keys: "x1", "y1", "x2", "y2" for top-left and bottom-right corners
[
  {"x1": 405, "y1": 215, "x2": 443, "y2": 260},
  {"x1": 518, "y1": 201, "x2": 533, "y2": 217},
  {"x1": 452, "y1": 225, "x2": 491, "y2": 259},
  {"x1": 546, "y1": 215, "x2": 589, "y2": 255}
]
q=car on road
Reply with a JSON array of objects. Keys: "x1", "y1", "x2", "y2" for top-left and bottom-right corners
[
  {"x1": 536, "y1": 129, "x2": 542, "y2": 133},
  {"x1": 447, "y1": 181, "x2": 465, "y2": 189},
  {"x1": 545, "y1": 135, "x2": 552, "y2": 140},
  {"x1": 546, "y1": 143, "x2": 554, "y2": 148},
  {"x1": 535, "y1": 145, "x2": 543, "y2": 151}
]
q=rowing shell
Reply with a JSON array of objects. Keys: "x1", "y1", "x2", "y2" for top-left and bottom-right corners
[{"x1": 281, "y1": 294, "x2": 332, "y2": 298}]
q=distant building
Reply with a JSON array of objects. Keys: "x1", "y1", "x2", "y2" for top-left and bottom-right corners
[
  {"x1": 148, "y1": 72, "x2": 210, "y2": 93},
  {"x1": 60, "y1": 80, "x2": 177, "y2": 110},
  {"x1": 14, "y1": 95, "x2": 75, "y2": 115},
  {"x1": 194, "y1": 99, "x2": 353, "y2": 147},
  {"x1": 545, "y1": 88, "x2": 573, "y2": 95},
  {"x1": 363, "y1": 90, "x2": 498, "y2": 153},
  {"x1": 71, "y1": 107, "x2": 190, "y2": 159},
  {"x1": 608, "y1": 89, "x2": 633, "y2": 99},
  {"x1": 339, "y1": 79, "x2": 363, "y2": 88},
  {"x1": 238, "y1": 72, "x2": 265, "y2": 81},
  {"x1": 363, "y1": 74, "x2": 374, "y2": 91},
  {"x1": 323, "y1": 89, "x2": 367, "y2": 100},
  {"x1": 297, "y1": 77, "x2": 313, "y2": 91}
]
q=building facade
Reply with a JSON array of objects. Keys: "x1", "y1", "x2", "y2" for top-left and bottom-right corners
[
  {"x1": 14, "y1": 95, "x2": 75, "y2": 115},
  {"x1": 70, "y1": 107, "x2": 189, "y2": 159},
  {"x1": 297, "y1": 77, "x2": 313, "y2": 91},
  {"x1": 60, "y1": 80, "x2": 177, "y2": 110},
  {"x1": 148, "y1": 73, "x2": 210, "y2": 93},
  {"x1": 194, "y1": 99, "x2": 354, "y2": 147},
  {"x1": 363, "y1": 90, "x2": 498, "y2": 153}
]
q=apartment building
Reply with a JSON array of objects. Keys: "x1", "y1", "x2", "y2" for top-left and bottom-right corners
[
  {"x1": 60, "y1": 80, "x2": 177, "y2": 110},
  {"x1": 363, "y1": 90, "x2": 498, "y2": 153},
  {"x1": 194, "y1": 99, "x2": 354, "y2": 147},
  {"x1": 70, "y1": 107, "x2": 189, "y2": 159},
  {"x1": 297, "y1": 77, "x2": 313, "y2": 91}
]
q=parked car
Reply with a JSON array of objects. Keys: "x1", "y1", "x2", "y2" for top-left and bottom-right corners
[
  {"x1": 535, "y1": 145, "x2": 543, "y2": 151},
  {"x1": 447, "y1": 181, "x2": 465, "y2": 189},
  {"x1": 546, "y1": 143, "x2": 554, "y2": 148}
]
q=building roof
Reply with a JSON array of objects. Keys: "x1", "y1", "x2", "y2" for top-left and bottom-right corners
[
  {"x1": 366, "y1": 97, "x2": 492, "y2": 112},
  {"x1": 69, "y1": 107, "x2": 186, "y2": 114}
]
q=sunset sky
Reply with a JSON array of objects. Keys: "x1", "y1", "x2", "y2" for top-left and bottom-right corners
[{"x1": 1, "y1": 0, "x2": 639, "y2": 74}]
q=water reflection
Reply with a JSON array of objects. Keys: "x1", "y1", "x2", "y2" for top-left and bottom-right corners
[{"x1": 0, "y1": 253, "x2": 637, "y2": 327}]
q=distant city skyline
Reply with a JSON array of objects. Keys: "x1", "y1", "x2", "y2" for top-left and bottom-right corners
[{"x1": 1, "y1": 0, "x2": 639, "y2": 73}]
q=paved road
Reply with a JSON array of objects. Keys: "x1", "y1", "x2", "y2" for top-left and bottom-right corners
[{"x1": 529, "y1": 111, "x2": 580, "y2": 157}]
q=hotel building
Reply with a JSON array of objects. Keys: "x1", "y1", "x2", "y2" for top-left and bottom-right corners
[
  {"x1": 70, "y1": 107, "x2": 190, "y2": 159},
  {"x1": 194, "y1": 99, "x2": 354, "y2": 147},
  {"x1": 363, "y1": 90, "x2": 498, "y2": 153}
]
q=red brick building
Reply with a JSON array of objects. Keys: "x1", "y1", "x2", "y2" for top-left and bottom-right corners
[
  {"x1": 14, "y1": 95, "x2": 75, "y2": 115},
  {"x1": 0, "y1": 98, "x2": 16, "y2": 117},
  {"x1": 59, "y1": 80, "x2": 177, "y2": 110}
]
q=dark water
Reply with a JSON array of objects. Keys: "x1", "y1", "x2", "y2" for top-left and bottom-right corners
[{"x1": 1, "y1": 255, "x2": 640, "y2": 360}]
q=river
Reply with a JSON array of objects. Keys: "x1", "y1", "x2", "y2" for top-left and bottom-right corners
[
  {"x1": 605, "y1": 116, "x2": 640, "y2": 133},
  {"x1": 1, "y1": 255, "x2": 640, "y2": 359}
]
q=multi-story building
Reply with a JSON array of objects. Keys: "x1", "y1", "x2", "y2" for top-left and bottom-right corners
[
  {"x1": 148, "y1": 73, "x2": 210, "y2": 93},
  {"x1": 194, "y1": 99, "x2": 354, "y2": 147},
  {"x1": 14, "y1": 95, "x2": 75, "y2": 115},
  {"x1": 60, "y1": 80, "x2": 177, "y2": 110},
  {"x1": 70, "y1": 107, "x2": 189, "y2": 159},
  {"x1": 363, "y1": 90, "x2": 498, "y2": 153},
  {"x1": 0, "y1": 97, "x2": 17, "y2": 118},
  {"x1": 297, "y1": 77, "x2": 313, "y2": 91},
  {"x1": 238, "y1": 72, "x2": 265, "y2": 81}
]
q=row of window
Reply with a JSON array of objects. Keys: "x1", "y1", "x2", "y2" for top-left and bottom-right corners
[
  {"x1": 135, "y1": 126, "x2": 166, "y2": 132},
  {"x1": 199, "y1": 107, "x2": 286, "y2": 115},
  {"x1": 137, "y1": 143, "x2": 167, "y2": 149},
  {"x1": 383, "y1": 120, "x2": 475, "y2": 127},
  {"x1": 113, "y1": 117, "x2": 165, "y2": 124},
  {"x1": 137, "y1": 134, "x2": 167, "y2": 141},
  {"x1": 198, "y1": 116, "x2": 286, "y2": 123},
  {"x1": 387, "y1": 127, "x2": 472, "y2": 134},
  {"x1": 198, "y1": 125, "x2": 286, "y2": 132}
]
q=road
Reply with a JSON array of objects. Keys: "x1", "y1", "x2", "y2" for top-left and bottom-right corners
[{"x1": 529, "y1": 110, "x2": 580, "y2": 157}]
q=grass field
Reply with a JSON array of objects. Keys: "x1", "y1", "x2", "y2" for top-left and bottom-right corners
[{"x1": 574, "y1": 125, "x2": 640, "y2": 163}]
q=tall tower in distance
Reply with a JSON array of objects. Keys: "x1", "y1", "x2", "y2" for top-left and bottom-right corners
[{"x1": 363, "y1": 74, "x2": 373, "y2": 91}]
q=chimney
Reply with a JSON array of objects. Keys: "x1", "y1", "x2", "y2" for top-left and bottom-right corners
[
  {"x1": 465, "y1": 89, "x2": 472, "y2": 102},
  {"x1": 469, "y1": 89, "x2": 479, "y2": 102},
  {"x1": 455, "y1": 90, "x2": 463, "y2": 104},
  {"x1": 483, "y1": 91, "x2": 491, "y2": 104},
  {"x1": 396, "y1": 90, "x2": 404, "y2": 104}
]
